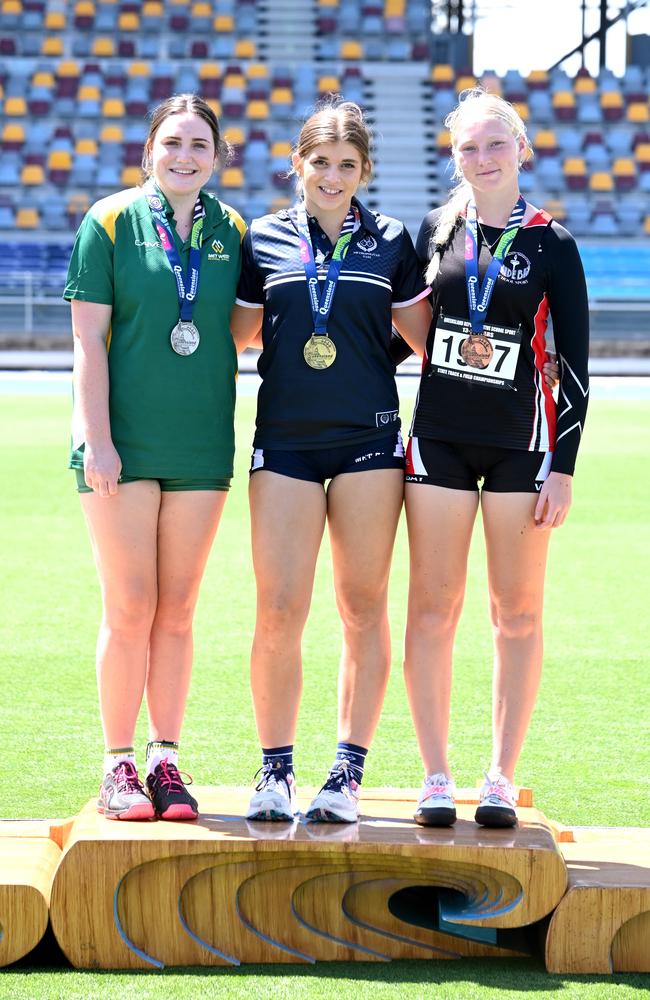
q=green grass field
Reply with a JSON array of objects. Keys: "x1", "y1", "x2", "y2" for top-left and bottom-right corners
[{"x1": 1, "y1": 390, "x2": 648, "y2": 998}]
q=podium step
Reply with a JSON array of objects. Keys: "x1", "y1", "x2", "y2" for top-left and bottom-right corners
[
  {"x1": 48, "y1": 786, "x2": 566, "y2": 969},
  {"x1": 0, "y1": 830, "x2": 61, "y2": 966}
]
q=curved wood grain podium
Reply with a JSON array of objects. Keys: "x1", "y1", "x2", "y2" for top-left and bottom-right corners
[{"x1": 2, "y1": 787, "x2": 648, "y2": 974}]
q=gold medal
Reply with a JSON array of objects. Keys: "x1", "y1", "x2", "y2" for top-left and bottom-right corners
[
  {"x1": 170, "y1": 321, "x2": 200, "y2": 356},
  {"x1": 303, "y1": 334, "x2": 336, "y2": 370},
  {"x1": 460, "y1": 334, "x2": 493, "y2": 369}
]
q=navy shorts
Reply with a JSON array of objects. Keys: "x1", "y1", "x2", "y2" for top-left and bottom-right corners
[
  {"x1": 250, "y1": 432, "x2": 405, "y2": 485},
  {"x1": 405, "y1": 436, "x2": 552, "y2": 493}
]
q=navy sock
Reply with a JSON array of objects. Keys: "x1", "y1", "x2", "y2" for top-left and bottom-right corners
[
  {"x1": 333, "y1": 742, "x2": 368, "y2": 784},
  {"x1": 262, "y1": 745, "x2": 294, "y2": 774}
]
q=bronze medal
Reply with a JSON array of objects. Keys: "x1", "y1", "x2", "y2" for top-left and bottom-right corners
[
  {"x1": 170, "y1": 320, "x2": 200, "y2": 356},
  {"x1": 460, "y1": 334, "x2": 493, "y2": 370},
  {"x1": 303, "y1": 334, "x2": 336, "y2": 370}
]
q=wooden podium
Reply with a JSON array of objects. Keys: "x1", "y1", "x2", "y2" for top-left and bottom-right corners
[{"x1": 1, "y1": 787, "x2": 648, "y2": 973}]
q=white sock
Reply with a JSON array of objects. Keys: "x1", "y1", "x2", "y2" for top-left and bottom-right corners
[
  {"x1": 146, "y1": 740, "x2": 179, "y2": 777},
  {"x1": 104, "y1": 747, "x2": 136, "y2": 776}
]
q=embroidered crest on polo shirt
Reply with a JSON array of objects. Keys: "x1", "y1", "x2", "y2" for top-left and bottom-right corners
[
  {"x1": 208, "y1": 238, "x2": 230, "y2": 262},
  {"x1": 499, "y1": 251, "x2": 531, "y2": 284},
  {"x1": 357, "y1": 235, "x2": 378, "y2": 254}
]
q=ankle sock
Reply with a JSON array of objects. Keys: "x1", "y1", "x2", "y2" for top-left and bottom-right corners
[
  {"x1": 104, "y1": 746, "x2": 136, "y2": 775},
  {"x1": 146, "y1": 740, "x2": 179, "y2": 777},
  {"x1": 262, "y1": 744, "x2": 294, "y2": 774},
  {"x1": 333, "y1": 741, "x2": 368, "y2": 784}
]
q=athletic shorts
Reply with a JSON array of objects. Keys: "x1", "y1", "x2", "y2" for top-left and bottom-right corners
[
  {"x1": 249, "y1": 432, "x2": 405, "y2": 485},
  {"x1": 405, "y1": 436, "x2": 552, "y2": 493},
  {"x1": 74, "y1": 469, "x2": 231, "y2": 493}
]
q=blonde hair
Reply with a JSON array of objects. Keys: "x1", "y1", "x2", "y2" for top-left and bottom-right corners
[
  {"x1": 292, "y1": 96, "x2": 373, "y2": 189},
  {"x1": 425, "y1": 88, "x2": 532, "y2": 284}
]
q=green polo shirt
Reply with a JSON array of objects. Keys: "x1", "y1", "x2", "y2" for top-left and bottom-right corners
[{"x1": 65, "y1": 186, "x2": 245, "y2": 479}]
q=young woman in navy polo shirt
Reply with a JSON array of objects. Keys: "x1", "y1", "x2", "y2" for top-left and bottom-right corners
[{"x1": 231, "y1": 99, "x2": 431, "y2": 823}]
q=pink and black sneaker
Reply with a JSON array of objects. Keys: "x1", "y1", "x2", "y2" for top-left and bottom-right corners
[
  {"x1": 98, "y1": 761, "x2": 155, "y2": 821},
  {"x1": 145, "y1": 759, "x2": 199, "y2": 820}
]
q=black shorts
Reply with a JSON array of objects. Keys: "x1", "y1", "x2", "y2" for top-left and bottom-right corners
[
  {"x1": 405, "y1": 436, "x2": 552, "y2": 493},
  {"x1": 250, "y1": 432, "x2": 405, "y2": 485}
]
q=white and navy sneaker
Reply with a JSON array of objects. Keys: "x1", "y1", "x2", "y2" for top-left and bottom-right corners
[
  {"x1": 414, "y1": 773, "x2": 457, "y2": 827},
  {"x1": 245, "y1": 760, "x2": 297, "y2": 822},
  {"x1": 305, "y1": 760, "x2": 360, "y2": 823},
  {"x1": 475, "y1": 772, "x2": 517, "y2": 828}
]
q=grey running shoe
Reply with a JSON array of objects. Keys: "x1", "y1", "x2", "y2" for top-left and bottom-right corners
[
  {"x1": 305, "y1": 760, "x2": 360, "y2": 823},
  {"x1": 245, "y1": 760, "x2": 297, "y2": 821},
  {"x1": 98, "y1": 761, "x2": 155, "y2": 821}
]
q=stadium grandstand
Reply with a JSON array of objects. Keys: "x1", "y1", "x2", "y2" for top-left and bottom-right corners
[{"x1": 0, "y1": 0, "x2": 648, "y2": 356}]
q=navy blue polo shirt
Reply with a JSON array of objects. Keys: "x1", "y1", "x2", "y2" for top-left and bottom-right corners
[{"x1": 236, "y1": 197, "x2": 428, "y2": 450}]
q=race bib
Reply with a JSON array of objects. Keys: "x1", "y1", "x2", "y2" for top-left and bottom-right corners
[{"x1": 428, "y1": 313, "x2": 522, "y2": 391}]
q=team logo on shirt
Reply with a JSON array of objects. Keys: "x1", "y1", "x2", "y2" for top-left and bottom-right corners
[
  {"x1": 357, "y1": 235, "x2": 378, "y2": 254},
  {"x1": 376, "y1": 409, "x2": 398, "y2": 427},
  {"x1": 208, "y1": 239, "x2": 230, "y2": 262},
  {"x1": 500, "y1": 251, "x2": 531, "y2": 284}
]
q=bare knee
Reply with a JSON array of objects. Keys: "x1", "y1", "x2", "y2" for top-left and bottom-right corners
[
  {"x1": 256, "y1": 589, "x2": 310, "y2": 640},
  {"x1": 407, "y1": 592, "x2": 464, "y2": 641},
  {"x1": 102, "y1": 585, "x2": 157, "y2": 639},
  {"x1": 490, "y1": 595, "x2": 542, "y2": 639},
  {"x1": 336, "y1": 584, "x2": 387, "y2": 634},
  {"x1": 153, "y1": 596, "x2": 197, "y2": 636}
]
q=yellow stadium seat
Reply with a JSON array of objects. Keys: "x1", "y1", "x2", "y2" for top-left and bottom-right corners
[
  {"x1": 199, "y1": 63, "x2": 222, "y2": 80},
  {"x1": 246, "y1": 63, "x2": 269, "y2": 80},
  {"x1": 271, "y1": 140, "x2": 292, "y2": 158},
  {"x1": 213, "y1": 14, "x2": 234, "y2": 30},
  {"x1": 42, "y1": 36, "x2": 64, "y2": 55},
  {"x1": 118, "y1": 11, "x2": 139, "y2": 30},
  {"x1": 48, "y1": 150, "x2": 72, "y2": 169},
  {"x1": 32, "y1": 71, "x2": 55, "y2": 87},
  {"x1": 67, "y1": 192, "x2": 91, "y2": 215},
  {"x1": 224, "y1": 72, "x2": 245, "y2": 88},
  {"x1": 340, "y1": 40, "x2": 363, "y2": 59},
  {"x1": 318, "y1": 75, "x2": 340, "y2": 93},
  {"x1": 78, "y1": 85, "x2": 100, "y2": 101},
  {"x1": 102, "y1": 98, "x2": 125, "y2": 117},
  {"x1": 319, "y1": 0, "x2": 338, "y2": 6},
  {"x1": 16, "y1": 208, "x2": 40, "y2": 229},
  {"x1": 456, "y1": 75, "x2": 476, "y2": 93},
  {"x1": 224, "y1": 126, "x2": 245, "y2": 145},
  {"x1": 589, "y1": 171, "x2": 613, "y2": 191},
  {"x1": 574, "y1": 75, "x2": 596, "y2": 94},
  {"x1": 247, "y1": 100, "x2": 269, "y2": 120},
  {"x1": 385, "y1": 0, "x2": 405, "y2": 14},
  {"x1": 535, "y1": 129, "x2": 558, "y2": 151},
  {"x1": 121, "y1": 166, "x2": 142, "y2": 187},
  {"x1": 235, "y1": 39, "x2": 256, "y2": 59},
  {"x1": 563, "y1": 157, "x2": 586, "y2": 175},
  {"x1": 127, "y1": 62, "x2": 151, "y2": 78},
  {"x1": 92, "y1": 37, "x2": 115, "y2": 57},
  {"x1": 436, "y1": 128, "x2": 451, "y2": 153},
  {"x1": 45, "y1": 10, "x2": 65, "y2": 28},
  {"x1": 527, "y1": 69, "x2": 549, "y2": 87},
  {"x1": 21, "y1": 164, "x2": 45, "y2": 185},
  {"x1": 512, "y1": 102, "x2": 529, "y2": 121},
  {"x1": 205, "y1": 98, "x2": 222, "y2": 117},
  {"x1": 100, "y1": 124, "x2": 123, "y2": 142},
  {"x1": 431, "y1": 64, "x2": 454, "y2": 85},
  {"x1": 613, "y1": 157, "x2": 635, "y2": 176},
  {"x1": 142, "y1": 1, "x2": 163, "y2": 13},
  {"x1": 600, "y1": 91, "x2": 623, "y2": 110},
  {"x1": 3, "y1": 0, "x2": 22, "y2": 13},
  {"x1": 2, "y1": 122, "x2": 25, "y2": 143},
  {"x1": 553, "y1": 91, "x2": 575, "y2": 108},
  {"x1": 192, "y1": 1, "x2": 211, "y2": 14},
  {"x1": 76, "y1": 138, "x2": 98, "y2": 155},
  {"x1": 270, "y1": 196, "x2": 291, "y2": 213},
  {"x1": 57, "y1": 60, "x2": 80, "y2": 78},
  {"x1": 74, "y1": 1, "x2": 95, "y2": 14},
  {"x1": 543, "y1": 197, "x2": 566, "y2": 222},
  {"x1": 627, "y1": 102, "x2": 649, "y2": 123},
  {"x1": 644, "y1": 215, "x2": 650, "y2": 236},
  {"x1": 4, "y1": 96, "x2": 27, "y2": 116},
  {"x1": 635, "y1": 142, "x2": 650, "y2": 166},
  {"x1": 270, "y1": 87, "x2": 293, "y2": 105},
  {"x1": 220, "y1": 167, "x2": 244, "y2": 188}
]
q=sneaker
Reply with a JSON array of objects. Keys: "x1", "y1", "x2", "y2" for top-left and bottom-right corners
[
  {"x1": 97, "y1": 761, "x2": 155, "y2": 821},
  {"x1": 245, "y1": 760, "x2": 297, "y2": 822},
  {"x1": 414, "y1": 773, "x2": 457, "y2": 827},
  {"x1": 305, "y1": 760, "x2": 360, "y2": 823},
  {"x1": 145, "y1": 760, "x2": 198, "y2": 820},
  {"x1": 475, "y1": 772, "x2": 517, "y2": 828}
]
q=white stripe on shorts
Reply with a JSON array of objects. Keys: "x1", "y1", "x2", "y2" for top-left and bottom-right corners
[
  {"x1": 394, "y1": 431, "x2": 405, "y2": 459},
  {"x1": 535, "y1": 450, "x2": 552, "y2": 484},
  {"x1": 251, "y1": 447, "x2": 265, "y2": 471}
]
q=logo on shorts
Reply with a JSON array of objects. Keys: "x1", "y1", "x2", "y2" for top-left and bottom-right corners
[
  {"x1": 357, "y1": 235, "x2": 378, "y2": 254},
  {"x1": 500, "y1": 251, "x2": 531, "y2": 283},
  {"x1": 376, "y1": 409, "x2": 398, "y2": 427},
  {"x1": 208, "y1": 238, "x2": 230, "y2": 262}
]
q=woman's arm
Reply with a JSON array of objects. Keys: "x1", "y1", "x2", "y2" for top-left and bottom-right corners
[
  {"x1": 230, "y1": 303, "x2": 263, "y2": 353},
  {"x1": 71, "y1": 299, "x2": 122, "y2": 497},
  {"x1": 391, "y1": 298, "x2": 432, "y2": 358}
]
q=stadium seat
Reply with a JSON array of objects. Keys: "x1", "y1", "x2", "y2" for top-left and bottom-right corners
[
  {"x1": 542, "y1": 197, "x2": 567, "y2": 223},
  {"x1": 600, "y1": 90, "x2": 624, "y2": 122},
  {"x1": 318, "y1": 74, "x2": 340, "y2": 96},
  {"x1": 527, "y1": 69, "x2": 550, "y2": 90},
  {"x1": 553, "y1": 91, "x2": 576, "y2": 122},
  {"x1": 4, "y1": 96, "x2": 27, "y2": 116},
  {"x1": 563, "y1": 157, "x2": 587, "y2": 190},
  {"x1": 431, "y1": 64, "x2": 454, "y2": 88},
  {"x1": 48, "y1": 149, "x2": 73, "y2": 185},
  {"x1": 235, "y1": 39, "x2": 257, "y2": 59},
  {"x1": 118, "y1": 11, "x2": 139, "y2": 31},
  {"x1": 2, "y1": 122, "x2": 25, "y2": 150},
  {"x1": 589, "y1": 171, "x2": 614, "y2": 193},
  {"x1": 636, "y1": 142, "x2": 650, "y2": 171},
  {"x1": 270, "y1": 87, "x2": 293, "y2": 116},
  {"x1": 16, "y1": 207, "x2": 40, "y2": 228},
  {"x1": 612, "y1": 157, "x2": 636, "y2": 192},
  {"x1": 20, "y1": 163, "x2": 45, "y2": 186},
  {"x1": 340, "y1": 39, "x2": 364, "y2": 59},
  {"x1": 121, "y1": 166, "x2": 142, "y2": 187},
  {"x1": 534, "y1": 129, "x2": 559, "y2": 157},
  {"x1": 247, "y1": 99, "x2": 270, "y2": 121},
  {"x1": 627, "y1": 102, "x2": 650, "y2": 124},
  {"x1": 220, "y1": 167, "x2": 244, "y2": 189}
]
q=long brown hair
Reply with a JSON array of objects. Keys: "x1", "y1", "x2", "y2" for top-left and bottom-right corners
[
  {"x1": 141, "y1": 93, "x2": 230, "y2": 175},
  {"x1": 292, "y1": 97, "x2": 373, "y2": 186}
]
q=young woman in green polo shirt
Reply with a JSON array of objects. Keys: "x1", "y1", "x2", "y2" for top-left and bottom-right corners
[{"x1": 65, "y1": 94, "x2": 245, "y2": 821}]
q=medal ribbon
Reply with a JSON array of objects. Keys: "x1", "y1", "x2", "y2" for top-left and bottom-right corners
[
  {"x1": 144, "y1": 180, "x2": 205, "y2": 322},
  {"x1": 465, "y1": 196, "x2": 525, "y2": 334},
  {"x1": 294, "y1": 203, "x2": 361, "y2": 335}
]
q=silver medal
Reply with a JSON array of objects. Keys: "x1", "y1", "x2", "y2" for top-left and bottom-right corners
[{"x1": 170, "y1": 321, "x2": 200, "y2": 356}]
